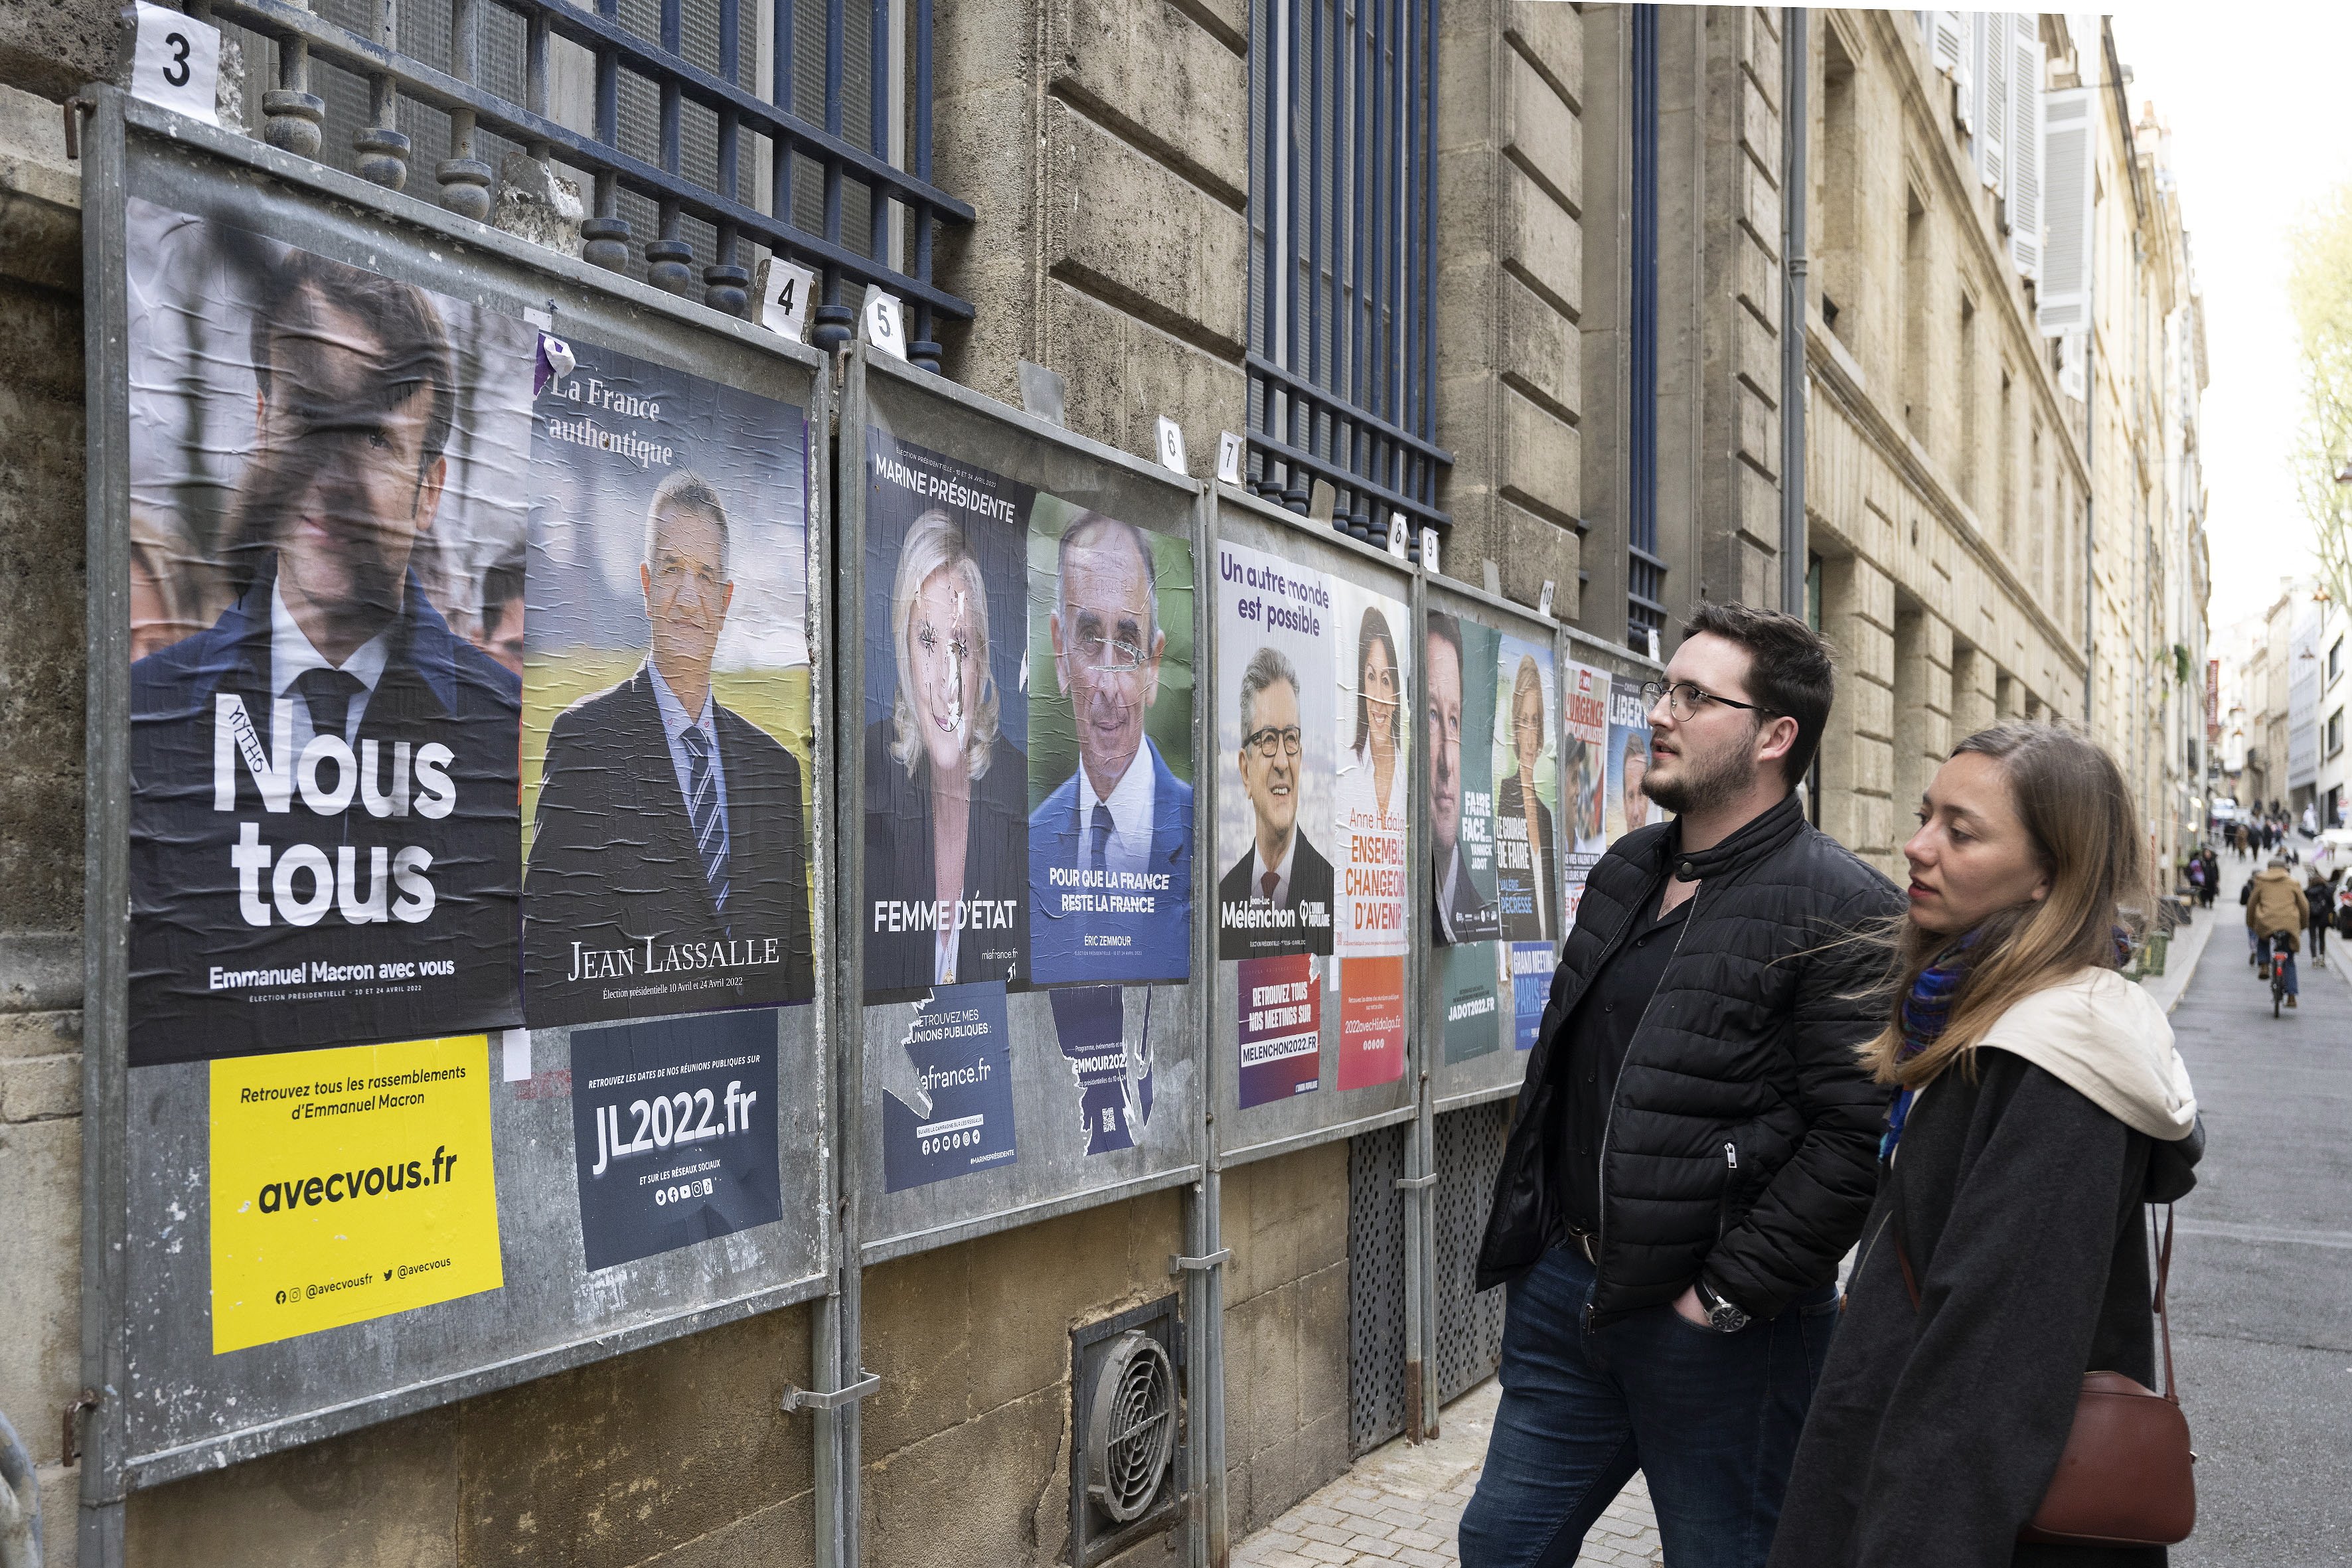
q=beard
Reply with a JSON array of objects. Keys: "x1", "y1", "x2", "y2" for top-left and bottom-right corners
[{"x1": 1642, "y1": 732, "x2": 1757, "y2": 817}]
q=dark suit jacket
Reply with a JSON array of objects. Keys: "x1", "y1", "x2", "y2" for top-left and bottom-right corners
[
  {"x1": 863, "y1": 722, "x2": 1030, "y2": 999},
  {"x1": 127, "y1": 564, "x2": 520, "y2": 1065},
  {"x1": 1026, "y1": 738, "x2": 1194, "y2": 985},
  {"x1": 522, "y1": 666, "x2": 814, "y2": 1024},
  {"x1": 1217, "y1": 830, "x2": 1336, "y2": 960},
  {"x1": 1433, "y1": 836, "x2": 1504, "y2": 945},
  {"x1": 1495, "y1": 771, "x2": 1561, "y2": 941}
]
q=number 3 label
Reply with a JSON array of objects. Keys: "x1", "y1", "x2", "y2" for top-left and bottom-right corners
[{"x1": 129, "y1": 1, "x2": 222, "y2": 127}]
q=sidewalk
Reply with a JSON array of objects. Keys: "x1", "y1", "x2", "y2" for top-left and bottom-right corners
[{"x1": 1230, "y1": 1380, "x2": 1662, "y2": 1568}]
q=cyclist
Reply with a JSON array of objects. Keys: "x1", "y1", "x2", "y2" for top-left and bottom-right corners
[{"x1": 2246, "y1": 855, "x2": 2310, "y2": 1010}]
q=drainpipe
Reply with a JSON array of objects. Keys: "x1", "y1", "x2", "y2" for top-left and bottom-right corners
[{"x1": 1780, "y1": 7, "x2": 1809, "y2": 617}]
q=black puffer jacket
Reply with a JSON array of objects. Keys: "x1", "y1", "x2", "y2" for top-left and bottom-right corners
[{"x1": 1474, "y1": 791, "x2": 1902, "y2": 1320}]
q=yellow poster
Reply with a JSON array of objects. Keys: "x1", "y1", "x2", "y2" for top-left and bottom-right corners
[{"x1": 210, "y1": 1036, "x2": 503, "y2": 1354}]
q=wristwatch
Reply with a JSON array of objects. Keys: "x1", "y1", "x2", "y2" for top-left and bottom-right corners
[{"x1": 1693, "y1": 1276, "x2": 1750, "y2": 1334}]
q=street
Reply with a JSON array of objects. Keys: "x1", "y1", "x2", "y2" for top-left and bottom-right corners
[{"x1": 2171, "y1": 852, "x2": 2352, "y2": 1565}]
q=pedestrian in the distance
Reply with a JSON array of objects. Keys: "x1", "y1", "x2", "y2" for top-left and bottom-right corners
[
  {"x1": 2247, "y1": 855, "x2": 2308, "y2": 1008},
  {"x1": 1767, "y1": 723, "x2": 2202, "y2": 1568},
  {"x1": 2198, "y1": 848, "x2": 2219, "y2": 909},
  {"x1": 1460, "y1": 603, "x2": 1901, "y2": 1568}
]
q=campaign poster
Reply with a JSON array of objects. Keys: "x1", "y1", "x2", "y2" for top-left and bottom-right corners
[
  {"x1": 1607, "y1": 680, "x2": 1664, "y2": 839},
  {"x1": 123, "y1": 200, "x2": 531, "y2": 1066},
  {"x1": 1049, "y1": 985, "x2": 1158, "y2": 1155},
  {"x1": 1440, "y1": 943, "x2": 1504, "y2": 1064},
  {"x1": 862, "y1": 434, "x2": 1032, "y2": 1002},
  {"x1": 1336, "y1": 955, "x2": 1407, "y2": 1091},
  {"x1": 1427, "y1": 611, "x2": 1504, "y2": 945},
  {"x1": 1561, "y1": 663, "x2": 1611, "y2": 923},
  {"x1": 879, "y1": 980, "x2": 1020, "y2": 1191},
  {"x1": 1025, "y1": 500, "x2": 1196, "y2": 985},
  {"x1": 1333, "y1": 582, "x2": 1411, "y2": 958},
  {"x1": 520, "y1": 339, "x2": 816, "y2": 1026},
  {"x1": 1492, "y1": 635, "x2": 1560, "y2": 943},
  {"x1": 1509, "y1": 943, "x2": 1552, "y2": 1052},
  {"x1": 1216, "y1": 541, "x2": 1337, "y2": 961},
  {"x1": 569, "y1": 1010, "x2": 783, "y2": 1271},
  {"x1": 1236, "y1": 954, "x2": 1321, "y2": 1107},
  {"x1": 209, "y1": 1035, "x2": 502, "y2": 1353}
]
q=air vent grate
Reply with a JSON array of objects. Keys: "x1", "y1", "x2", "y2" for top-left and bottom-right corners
[{"x1": 1086, "y1": 1331, "x2": 1176, "y2": 1523}]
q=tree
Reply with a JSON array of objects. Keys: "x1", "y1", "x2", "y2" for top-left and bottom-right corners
[{"x1": 2290, "y1": 185, "x2": 2352, "y2": 607}]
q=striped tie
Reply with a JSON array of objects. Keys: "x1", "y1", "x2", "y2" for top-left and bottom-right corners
[{"x1": 680, "y1": 725, "x2": 731, "y2": 923}]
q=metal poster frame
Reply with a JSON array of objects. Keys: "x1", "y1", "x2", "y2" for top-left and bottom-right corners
[
  {"x1": 1206, "y1": 485, "x2": 1426, "y2": 1172},
  {"x1": 78, "y1": 88, "x2": 839, "y2": 1552},
  {"x1": 833, "y1": 343, "x2": 1211, "y2": 1274}
]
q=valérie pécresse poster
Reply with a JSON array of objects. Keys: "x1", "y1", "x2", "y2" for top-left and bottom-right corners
[
  {"x1": 860, "y1": 430, "x2": 1032, "y2": 1004},
  {"x1": 1024, "y1": 499, "x2": 1196, "y2": 986},
  {"x1": 210, "y1": 1036, "x2": 501, "y2": 1353},
  {"x1": 1492, "y1": 633, "x2": 1559, "y2": 944},
  {"x1": 520, "y1": 337, "x2": 816, "y2": 1026},
  {"x1": 125, "y1": 200, "x2": 531, "y2": 1065}
]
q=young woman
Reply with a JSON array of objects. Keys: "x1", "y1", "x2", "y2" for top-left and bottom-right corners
[{"x1": 1768, "y1": 724, "x2": 2202, "y2": 1568}]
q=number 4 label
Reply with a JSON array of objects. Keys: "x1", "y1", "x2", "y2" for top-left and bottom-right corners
[
  {"x1": 129, "y1": 0, "x2": 221, "y2": 127},
  {"x1": 759, "y1": 258, "x2": 818, "y2": 342}
]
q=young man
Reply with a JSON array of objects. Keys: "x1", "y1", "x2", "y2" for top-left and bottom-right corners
[{"x1": 1461, "y1": 603, "x2": 1901, "y2": 1568}]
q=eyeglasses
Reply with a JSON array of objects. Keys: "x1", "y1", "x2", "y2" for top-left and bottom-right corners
[
  {"x1": 1245, "y1": 724, "x2": 1303, "y2": 759},
  {"x1": 1639, "y1": 679, "x2": 1778, "y2": 722},
  {"x1": 1073, "y1": 631, "x2": 1146, "y2": 673}
]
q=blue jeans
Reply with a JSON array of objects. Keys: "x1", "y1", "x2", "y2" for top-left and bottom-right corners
[
  {"x1": 1458, "y1": 1245, "x2": 1839, "y2": 1568},
  {"x1": 2258, "y1": 933, "x2": 2299, "y2": 995}
]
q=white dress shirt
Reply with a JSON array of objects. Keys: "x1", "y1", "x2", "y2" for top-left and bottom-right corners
[{"x1": 1077, "y1": 742, "x2": 1158, "y2": 878}]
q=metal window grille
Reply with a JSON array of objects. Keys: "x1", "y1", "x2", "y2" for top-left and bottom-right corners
[
  {"x1": 1245, "y1": 0, "x2": 1450, "y2": 551},
  {"x1": 1626, "y1": 3, "x2": 1664, "y2": 649},
  {"x1": 188, "y1": 0, "x2": 972, "y2": 362}
]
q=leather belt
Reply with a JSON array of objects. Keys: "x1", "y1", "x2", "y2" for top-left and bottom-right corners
[{"x1": 1567, "y1": 1226, "x2": 1599, "y2": 1266}]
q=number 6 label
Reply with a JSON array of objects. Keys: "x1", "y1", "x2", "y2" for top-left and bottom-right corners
[{"x1": 129, "y1": 0, "x2": 222, "y2": 127}]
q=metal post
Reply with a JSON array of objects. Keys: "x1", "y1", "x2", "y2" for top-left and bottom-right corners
[
  {"x1": 1778, "y1": 7, "x2": 1808, "y2": 617},
  {"x1": 1189, "y1": 485, "x2": 1229, "y2": 1568}
]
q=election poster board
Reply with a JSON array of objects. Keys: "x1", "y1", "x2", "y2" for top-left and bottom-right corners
[
  {"x1": 1210, "y1": 487, "x2": 1419, "y2": 1166},
  {"x1": 88, "y1": 100, "x2": 834, "y2": 1488},
  {"x1": 520, "y1": 338, "x2": 817, "y2": 1027},
  {"x1": 845, "y1": 351, "x2": 1206, "y2": 1263}
]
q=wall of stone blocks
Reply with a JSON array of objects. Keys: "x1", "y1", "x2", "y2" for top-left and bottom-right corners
[{"x1": 1435, "y1": 0, "x2": 1583, "y2": 620}]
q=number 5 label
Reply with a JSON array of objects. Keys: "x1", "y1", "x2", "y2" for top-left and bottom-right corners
[
  {"x1": 129, "y1": 0, "x2": 222, "y2": 127},
  {"x1": 862, "y1": 285, "x2": 907, "y2": 360}
]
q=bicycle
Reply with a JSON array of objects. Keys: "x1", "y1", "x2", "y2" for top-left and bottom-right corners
[{"x1": 2258, "y1": 929, "x2": 2300, "y2": 1016}]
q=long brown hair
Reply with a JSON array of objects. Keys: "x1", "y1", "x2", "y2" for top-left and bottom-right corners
[{"x1": 1860, "y1": 723, "x2": 2149, "y2": 1089}]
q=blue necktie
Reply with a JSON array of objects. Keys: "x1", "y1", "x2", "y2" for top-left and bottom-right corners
[
  {"x1": 1087, "y1": 803, "x2": 1114, "y2": 876},
  {"x1": 680, "y1": 725, "x2": 731, "y2": 925}
]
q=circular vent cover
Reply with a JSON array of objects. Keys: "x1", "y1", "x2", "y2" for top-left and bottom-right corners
[{"x1": 1085, "y1": 1330, "x2": 1176, "y2": 1524}]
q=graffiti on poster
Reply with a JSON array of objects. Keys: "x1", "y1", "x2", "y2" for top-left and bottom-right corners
[
  {"x1": 521, "y1": 339, "x2": 816, "y2": 1026},
  {"x1": 880, "y1": 980, "x2": 1019, "y2": 1190},
  {"x1": 1427, "y1": 611, "x2": 1503, "y2": 945},
  {"x1": 1606, "y1": 680, "x2": 1664, "y2": 840},
  {"x1": 1216, "y1": 541, "x2": 1336, "y2": 961},
  {"x1": 1049, "y1": 985, "x2": 1157, "y2": 1156},
  {"x1": 1492, "y1": 635, "x2": 1559, "y2": 943},
  {"x1": 210, "y1": 1035, "x2": 502, "y2": 1353},
  {"x1": 569, "y1": 1010, "x2": 784, "y2": 1271},
  {"x1": 1236, "y1": 954, "x2": 1321, "y2": 1107},
  {"x1": 125, "y1": 201, "x2": 531, "y2": 1065},
  {"x1": 1561, "y1": 663, "x2": 1610, "y2": 923},
  {"x1": 1332, "y1": 581, "x2": 1410, "y2": 958},
  {"x1": 1025, "y1": 501, "x2": 1196, "y2": 986},
  {"x1": 862, "y1": 435, "x2": 1032, "y2": 1002}
]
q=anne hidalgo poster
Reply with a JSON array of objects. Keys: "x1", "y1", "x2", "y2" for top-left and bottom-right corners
[
  {"x1": 1024, "y1": 499, "x2": 1196, "y2": 986},
  {"x1": 123, "y1": 199, "x2": 531, "y2": 1065},
  {"x1": 1330, "y1": 580, "x2": 1410, "y2": 1092},
  {"x1": 520, "y1": 337, "x2": 816, "y2": 1025},
  {"x1": 1217, "y1": 539, "x2": 1336, "y2": 1107},
  {"x1": 862, "y1": 429, "x2": 1032, "y2": 1188}
]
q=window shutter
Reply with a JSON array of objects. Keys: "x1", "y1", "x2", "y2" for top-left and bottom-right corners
[
  {"x1": 2037, "y1": 86, "x2": 2096, "y2": 335},
  {"x1": 2009, "y1": 15, "x2": 2045, "y2": 281},
  {"x1": 1969, "y1": 14, "x2": 2007, "y2": 191},
  {"x1": 1930, "y1": 11, "x2": 1967, "y2": 84}
]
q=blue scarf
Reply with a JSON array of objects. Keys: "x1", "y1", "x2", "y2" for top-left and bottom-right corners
[{"x1": 1879, "y1": 937, "x2": 1975, "y2": 1162}]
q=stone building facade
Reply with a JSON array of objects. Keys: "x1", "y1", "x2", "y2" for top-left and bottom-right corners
[{"x1": 0, "y1": 7, "x2": 2211, "y2": 1567}]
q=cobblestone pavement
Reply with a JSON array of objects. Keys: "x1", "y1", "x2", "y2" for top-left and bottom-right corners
[{"x1": 1230, "y1": 1379, "x2": 1662, "y2": 1568}]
